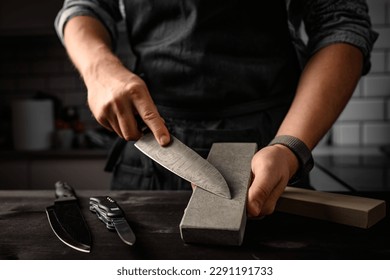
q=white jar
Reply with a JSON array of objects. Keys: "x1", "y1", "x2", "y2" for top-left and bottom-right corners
[{"x1": 12, "y1": 99, "x2": 54, "y2": 151}]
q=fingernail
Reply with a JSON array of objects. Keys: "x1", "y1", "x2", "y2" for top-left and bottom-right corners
[
  {"x1": 251, "y1": 201, "x2": 261, "y2": 217},
  {"x1": 159, "y1": 135, "x2": 170, "y2": 146}
]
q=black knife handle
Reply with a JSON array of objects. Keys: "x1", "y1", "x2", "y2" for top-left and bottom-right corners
[{"x1": 55, "y1": 181, "x2": 77, "y2": 200}]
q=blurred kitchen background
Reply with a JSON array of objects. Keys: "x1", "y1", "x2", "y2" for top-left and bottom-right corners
[{"x1": 0, "y1": 0, "x2": 389, "y2": 190}]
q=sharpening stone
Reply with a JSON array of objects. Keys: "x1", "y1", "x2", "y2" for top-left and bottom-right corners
[
  {"x1": 179, "y1": 143, "x2": 257, "y2": 246},
  {"x1": 276, "y1": 187, "x2": 386, "y2": 228}
]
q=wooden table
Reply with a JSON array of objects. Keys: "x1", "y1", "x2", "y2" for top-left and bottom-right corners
[{"x1": 0, "y1": 190, "x2": 389, "y2": 260}]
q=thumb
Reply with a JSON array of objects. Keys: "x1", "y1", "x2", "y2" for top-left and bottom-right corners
[{"x1": 246, "y1": 178, "x2": 265, "y2": 217}]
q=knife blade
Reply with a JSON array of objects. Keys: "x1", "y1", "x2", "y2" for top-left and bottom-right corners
[
  {"x1": 46, "y1": 181, "x2": 92, "y2": 253},
  {"x1": 134, "y1": 132, "x2": 231, "y2": 199},
  {"x1": 46, "y1": 206, "x2": 91, "y2": 253},
  {"x1": 89, "y1": 196, "x2": 136, "y2": 245}
]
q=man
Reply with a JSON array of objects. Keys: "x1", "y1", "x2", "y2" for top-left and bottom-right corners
[{"x1": 55, "y1": 0, "x2": 377, "y2": 217}]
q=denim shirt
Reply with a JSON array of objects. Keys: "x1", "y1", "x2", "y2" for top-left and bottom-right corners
[{"x1": 55, "y1": 0, "x2": 378, "y2": 75}]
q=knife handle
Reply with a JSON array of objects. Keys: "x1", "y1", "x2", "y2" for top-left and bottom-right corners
[
  {"x1": 54, "y1": 181, "x2": 77, "y2": 200},
  {"x1": 90, "y1": 196, "x2": 123, "y2": 218}
]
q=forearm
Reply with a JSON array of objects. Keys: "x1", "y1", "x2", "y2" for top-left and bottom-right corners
[
  {"x1": 277, "y1": 43, "x2": 363, "y2": 150},
  {"x1": 63, "y1": 16, "x2": 124, "y2": 82},
  {"x1": 247, "y1": 43, "x2": 363, "y2": 217}
]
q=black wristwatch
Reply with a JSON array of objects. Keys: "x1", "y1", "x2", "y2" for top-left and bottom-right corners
[{"x1": 268, "y1": 135, "x2": 314, "y2": 185}]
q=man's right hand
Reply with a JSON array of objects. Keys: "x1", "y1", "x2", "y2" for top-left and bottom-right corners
[
  {"x1": 63, "y1": 16, "x2": 170, "y2": 146},
  {"x1": 84, "y1": 60, "x2": 170, "y2": 146}
]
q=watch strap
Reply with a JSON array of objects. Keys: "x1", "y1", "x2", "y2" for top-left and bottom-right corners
[{"x1": 268, "y1": 135, "x2": 314, "y2": 184}]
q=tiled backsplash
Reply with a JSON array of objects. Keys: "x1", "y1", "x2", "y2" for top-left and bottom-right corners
[{"x1": 0, "y1": 0, "x2": 389, "y2": 149}]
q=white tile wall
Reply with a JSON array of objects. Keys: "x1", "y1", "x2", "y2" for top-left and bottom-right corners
[
  {"x1": 332, "y1": 0, "x2": 390, "y2": 147},
  {"x1": 333, "y1": 123, "x2": 361, "y2": 145},
  {"x1": 387, "y1": 51, "x2": 390, "y2": 72},
  {"x1": 387, "y1": 99, "x2": 390, "y2": 119},
  {"x1": 363, "y1": 75, "x2": 390, "y2": 97},
  {"x1": 338, "y1": 99, "x2": 384, "y2": 121},
  {"x1": 368, "y1": 0, "x2": 387, "y2": 25},
  {"x1": 370, "y1": 51, "x2": 386, "y2": 73},
  {"x1": 373, "y1": 27, "x2": 390, "y2": 49},
  {"x1": 352, "y1": 82, "x2": 362, "y2": 97},
  {"x1": 363, "y1": 122, "x2": 390, "y2": 145},
  {"x1": 388, "y1": 0, "x2": 390, "y2": 22}
]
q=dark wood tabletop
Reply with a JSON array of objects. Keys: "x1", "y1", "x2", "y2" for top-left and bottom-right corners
[{"x1": 0, "y1": 190, "x2": 389, "y2": 260}]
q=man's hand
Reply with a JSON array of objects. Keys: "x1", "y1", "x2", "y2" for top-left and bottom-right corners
[
  {"x1": 84, "y1": 60, "x2": 170, "y2": 146},
  {"x1": 247, "y1": 43, "x2": 364, "y2": 217},
  {"x1": 63, "y1": 16, "x2": 170, "y2": 146},
  {"x1": 246, "y1": 144, "x2": 298, "y2": 217}
]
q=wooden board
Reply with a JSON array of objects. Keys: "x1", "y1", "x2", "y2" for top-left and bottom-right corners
[
  {"x1": 179, "y1": 143, "x2": 257, "y2": 246},
  {"x1": 276, "y1": 187, "x2": 386, "y2": 228}
]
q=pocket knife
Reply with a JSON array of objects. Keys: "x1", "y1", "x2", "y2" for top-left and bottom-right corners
[{"x1": 89, "y1": 196, "x2": 136, "y2": 245}]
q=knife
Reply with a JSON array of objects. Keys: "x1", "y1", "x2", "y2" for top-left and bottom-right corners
[
  {"x1": 89, "y1": 196, "x2": 136, "y2": 246},
  {"x1": 46, "y1": 181, "x2": 92, "y2": 253},
  {"x1": 134, "y1": 131, "x2": 231, "y2": 199}
]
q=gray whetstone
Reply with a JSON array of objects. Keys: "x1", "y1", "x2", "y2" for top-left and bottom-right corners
[{"x1": 179, "y1": 143, "x2": 257, "y2": 246}]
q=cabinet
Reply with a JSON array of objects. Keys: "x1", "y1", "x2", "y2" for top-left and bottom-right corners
[{"x1": 0, "y1": 0, "x2": 64, "y2": 35}]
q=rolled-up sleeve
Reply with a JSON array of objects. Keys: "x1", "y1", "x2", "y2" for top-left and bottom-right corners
[
  {"x1": 302, "y1": 0, "x2": 378, "y2": 74},
  {"x1": 54, "y1": 0, "x2": 122, "y2": 46}
]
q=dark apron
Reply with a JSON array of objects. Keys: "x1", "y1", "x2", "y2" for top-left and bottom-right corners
[{"x1": 106, "y1": 0, "x2": 303, "y2": 190}]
